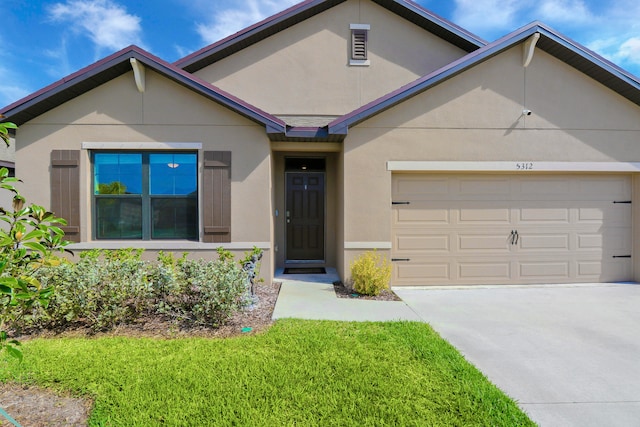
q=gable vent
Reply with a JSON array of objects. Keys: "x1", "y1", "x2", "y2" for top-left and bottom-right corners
[
  {"x1": 352, "y1": 30, "x2": 367, "y2": 60},
  {"x1": 350, "y1": 24, "x2": 370, "y2": 66}
]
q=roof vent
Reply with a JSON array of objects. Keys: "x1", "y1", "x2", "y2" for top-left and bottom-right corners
[{"x1": 350, "y1": 24, "x2": 370, "y2": 66}]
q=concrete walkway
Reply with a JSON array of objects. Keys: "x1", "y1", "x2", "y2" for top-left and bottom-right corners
[{"x1": 271, "y1": 268, "x2": 421, "y2": 321}]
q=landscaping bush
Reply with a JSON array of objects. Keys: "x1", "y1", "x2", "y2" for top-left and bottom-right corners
[
  {"x1": 30, "y1": 249, "x2": 253, "y2": 332},
  {"x1": 33, "y1": 249, "x2": 152, "y2": 331},
  {"x1": 349, "y1": 250, "x2": 392, "y2": 296},
  {"x1": 153, "y1": 252, "x2": 250, "y2": 327}
]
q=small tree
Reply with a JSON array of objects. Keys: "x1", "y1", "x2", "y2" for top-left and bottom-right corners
[{"x1": 0, "y1": 119, "x2": 70, "y2": 360}]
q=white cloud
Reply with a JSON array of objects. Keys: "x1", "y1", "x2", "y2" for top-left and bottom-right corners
[
  {"x1": 452, "y1": 0, "x2": 526, "y2": 35},
  {"x1": 536, "y1": 0, "x2": 594, "y2": 25},
  {"x1": 43, "y1": 37, "x2": 73, "y2": 80},
  {"x1": 617, "y1": 37, "x2": 640, "y2": 64},
  {"x1": 0, "y1": 67, "x2": 31, "y2": 108},
  {"x1": 48, "y1": 0, "x2": 144, "y2": 52},
  {"x1": 593, "y1": 36, "x2": 640, "y2": 71},
  {"x1": 195, "y1": 0, "x2": 300, "y2": 45}
]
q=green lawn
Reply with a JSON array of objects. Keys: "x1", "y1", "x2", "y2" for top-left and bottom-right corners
[{"x1": 1, "y1": 320, "x2": 534, "y2": 426}]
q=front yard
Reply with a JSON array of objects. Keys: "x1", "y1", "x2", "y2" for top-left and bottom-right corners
[{"x1": 1, "y1": 319, "x2": 534, "y2": 426}]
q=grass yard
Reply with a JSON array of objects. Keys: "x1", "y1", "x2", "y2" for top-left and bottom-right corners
[{"x1": 1, "y1": 320, "x2": 534, "y2": 426}]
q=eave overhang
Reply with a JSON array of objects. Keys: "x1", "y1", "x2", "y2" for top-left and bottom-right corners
[
  {"x1": 328, "y1": 21, "x2": 640, "y2": 134},
  {"x1": 0, "y1": 46, "x2": 286, "y2": 133},
  {"x1": 267, "y1": 126, "x2": 345, "y2": 142}
]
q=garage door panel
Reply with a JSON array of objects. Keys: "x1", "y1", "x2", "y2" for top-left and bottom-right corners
[
  {"x1": 391, "y1": 173, "x2": 632, "y2": 286},
  {"x1": 577, "y1": 207, "x2": 605, "y2": 222},
  {"x1": 576, "y1": 177, "x2": 631, "y2": 200},
  {"x1": 459, "y1": 206, "x2": 511, "y2": 223},
  {"x1": 395, "y1": 205, "x2": 450, "y2": 225},
  {"x1": 395, "y1": 262, "x2": 451, "y2": 282},
  {"x1": 599, "y1": 260, "x2": 632, "y2": 281},
  {"x1": 577, "y1": 205, "x2": 630, "y2": 225},
  {"x1": 577, "y1": 262, "x2": 601, "y2": 277},
  {"x1": 395, "y1": 233, "x2": 450, "y2": 253},
  {"x1": 519, "y1": 207, "x2": 570, "y2": 223},
  {"x1": 459, "y1": 234, "x2": 510, "y2": 251},
  {"x1": 577, "y1": 234, "x2": 602, "y2": 250},
  {"x1": 458, "y1": 178, "x2": 511, "y2": 198},
  {"x1": 459, "y1": 262, "x2": 511, "y2": 280},
  {"x1": 517, "y1": 178, "x2": 572, "y2": 198},
  {"x1": 519, "y1": 262, "x2": 570, "y2": 279},
  {"x1": 602, "y1": 228, "x2": 632, "y2": 254},
  {"x1": 519, "y1": 233, "x2": 570, "y2": 250},
  {"x1": 393, "y1": 176, "x2": 449, "y2": 199}
]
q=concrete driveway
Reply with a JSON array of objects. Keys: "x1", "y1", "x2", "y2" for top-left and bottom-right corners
[{"x1": 394, "y1": 283, "x2": 640, "y2": 427}]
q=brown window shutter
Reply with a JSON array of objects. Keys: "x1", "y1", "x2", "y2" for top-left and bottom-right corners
[
  {"x1": 203, "y1": 151, "x2": 231, "y2": 243},
  {"x1": 50, "y1": 150, "x2": 80, "y2": 242},
  {"x1": 351, "y1": 29, "x2": 368, "y2": 60}
]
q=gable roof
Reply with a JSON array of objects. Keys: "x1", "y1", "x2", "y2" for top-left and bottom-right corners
[
  {"x1": 4, "y1": 16, "x2": 640, "y2": 143},
  {"x1": 0, "y1": 45, "x2": 286, "y2": 134},
  {"x1": 328, "y1": 21, "x2": 640, "y2": 134},
  {"x1": 175, "y1": 0, "x2": 486, "y2": 73}
]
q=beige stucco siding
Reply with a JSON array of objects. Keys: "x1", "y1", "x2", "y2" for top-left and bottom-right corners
[
  {"x1": 194, "y1": 0, "x2": 467, "y2": 117},
  {"x1": 15, "y1": 69, "x2": 274, "y2": 277},
  {"x1": 341, "y1": 44, "x2": 640, "y2": 280}
]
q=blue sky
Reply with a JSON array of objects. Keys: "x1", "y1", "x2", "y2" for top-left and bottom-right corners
[{"x1": 2, "y1": 0, "x2": 640, "y2": 108}]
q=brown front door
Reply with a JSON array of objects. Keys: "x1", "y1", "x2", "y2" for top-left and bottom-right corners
[{"x1": 286, "y1": 172, "x2": 325, "y2": 261}]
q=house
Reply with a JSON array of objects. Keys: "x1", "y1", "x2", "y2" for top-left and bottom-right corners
[{"x1": 3, "y1": 0, "x2": 640, "y2": 286}]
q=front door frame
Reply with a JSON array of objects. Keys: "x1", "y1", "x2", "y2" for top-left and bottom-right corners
[{"x1": 284, "y1": 158, "x2": 326, "y2": 263}]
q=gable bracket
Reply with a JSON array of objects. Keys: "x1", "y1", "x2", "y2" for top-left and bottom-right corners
[
  {"x1": 523, "y1": 32, "x2": 540, "y2": 67},
  {"x1": 130, "y1": 58, "x2": 146, "y2": 92}
]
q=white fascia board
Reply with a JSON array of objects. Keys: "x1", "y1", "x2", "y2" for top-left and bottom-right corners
[{"x1": 387, "y1": 161, "x2": 640, "y2": 173}]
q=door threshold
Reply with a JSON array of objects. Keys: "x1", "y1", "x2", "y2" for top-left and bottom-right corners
[
  {"x1": 285, "y1": 260, "x2": 325, "y2": 264},
  {"x1": 283, "y1": 267, "x2": 326, "y2": 275}
]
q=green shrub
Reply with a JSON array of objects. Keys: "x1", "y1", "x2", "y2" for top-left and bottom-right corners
[
  {"x1": 33, "y1": 249, "x2": 152, "y2": 331},
  {"x1": 349, "y1": 250, "x2": 392, "y2": 296},
  {"x1": 154, "y1": 255, "x2": 250, "y2": 327},
  {"x1": 31, "y1": 249, "x2": 251, "y2": 332}
]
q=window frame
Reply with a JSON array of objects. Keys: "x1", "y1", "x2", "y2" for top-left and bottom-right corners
[{"x1": 91, "y1": 150, "x2": 199, "y2": 241}]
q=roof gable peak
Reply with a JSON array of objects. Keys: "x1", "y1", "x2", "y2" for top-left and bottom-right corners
[
  {"x1": 0, "y1": 45, "x2": 285, "y2": 132},
  {"x1": 175, "y1": 0, "x2": 486, "y2": 73}
]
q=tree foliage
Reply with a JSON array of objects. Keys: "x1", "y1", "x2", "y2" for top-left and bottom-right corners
[
  {"x1": 0, "y1": 114, "x2": 17, "y2": 147},
  {"x1": 0, "y1": 121, "x2": 70, "y2": 360}
]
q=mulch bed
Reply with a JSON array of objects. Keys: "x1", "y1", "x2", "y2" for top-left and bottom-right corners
[{"x1": 332, "y1": 281, "x2": 401, "y2": 301}]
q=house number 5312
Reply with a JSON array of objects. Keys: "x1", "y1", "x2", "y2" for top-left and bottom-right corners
[{"x1": 516, "y1": 162, "x2": 534, "y2": 170}]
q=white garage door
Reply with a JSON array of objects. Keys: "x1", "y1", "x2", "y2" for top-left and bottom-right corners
[{"x1": 391, "y1": 174, "x2": 632, "y2": 286}]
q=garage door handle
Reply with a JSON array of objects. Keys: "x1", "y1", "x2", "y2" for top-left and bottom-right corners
[
  {"x1": 391, "y1": 258, "x2": 411, "y2": 262},
  {"x1": 392, "y1": 201, "x2": 411, "y2": 205},
  {"x1": 613, "y1": 255, "x2": 631, "y2": 258},
  {"x1": 613, "y1": 201, "x2": 632, "y2": 204}
]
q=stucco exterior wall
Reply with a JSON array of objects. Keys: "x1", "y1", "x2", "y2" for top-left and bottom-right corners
[
  {"x1": 194, "y1": 0, "x2": 467, "y2": 117},
  {"x1": 15, "y1": 69, "x2": 275, "y2": 278},
  {"x1": 341, "y1": 44, "x2": 640, "y2": 279}
]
